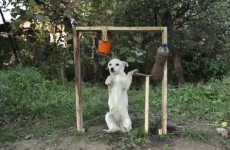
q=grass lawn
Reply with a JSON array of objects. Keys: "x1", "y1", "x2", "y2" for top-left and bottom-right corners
[{"x1": 0, "y1": 66, "x2": 229, "y2": 149}]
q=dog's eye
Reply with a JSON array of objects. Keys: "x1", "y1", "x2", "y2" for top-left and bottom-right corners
[
  {"x1": 109, "y1": 64, "x2": 111, "y2": 66},
  {"x1": 116, "y1": 63, "x2": 119, "y2": 66}
]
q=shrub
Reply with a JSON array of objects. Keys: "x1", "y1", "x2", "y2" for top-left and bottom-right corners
[
  {"x1": 182, "y1": 57, "x2": 229, "y2": 82},
  {"x1": 0, "y1": 65, "x2": 75, "y2": 118}
]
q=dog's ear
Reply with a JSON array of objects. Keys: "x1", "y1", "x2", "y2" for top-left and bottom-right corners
[{"x1": 123, "y1": 61, "x2": 129, "y2": 67}]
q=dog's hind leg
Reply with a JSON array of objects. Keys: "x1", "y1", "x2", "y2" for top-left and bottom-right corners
[
  {"x1": 121, "y1": 116, "x2": 132, "y2": 132},
  {"x1": 104, "y1": 113, "x2": 121, "y2": 133}
]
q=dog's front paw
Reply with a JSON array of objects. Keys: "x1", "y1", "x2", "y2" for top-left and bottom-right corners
[
  {"x1": 128, "y1": 69, "x2": 138, "y2": 75},
  {"x1": 105, "y1": 76, "x2": 113, "y2": 85}
]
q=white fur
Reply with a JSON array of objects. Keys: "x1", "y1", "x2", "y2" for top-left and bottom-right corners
[{"x1": 104, "y1": 58, "x2": 138, "y2": 133}]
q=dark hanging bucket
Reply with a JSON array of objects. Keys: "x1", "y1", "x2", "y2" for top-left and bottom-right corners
[{"x1": 151, "y1": 43, "x2": 169, "y2": 80}]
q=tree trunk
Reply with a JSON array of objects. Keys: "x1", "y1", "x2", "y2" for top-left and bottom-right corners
[
  {"x1": 204, "y1": 37, "x2": 216, "y2": 59},
  {"x1": 163, "y1": 10, "x2": 185, "y2": 85},
  {"x1": 173, "y1": 51, "x2": 184, "y2": 86},
  {"x1": 60, "y1": 65, "x2": 65, "y2": 85},
  {"x1": 0, "y1": 8, "x2": 19, "y2": 62}
]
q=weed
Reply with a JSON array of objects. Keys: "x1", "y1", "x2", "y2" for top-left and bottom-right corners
[
  {"x1": 218, "y1": 137, "x2": 230, "y2": 149},
  {"x1": 70, "y1": 129, "x2": 84, "y2": 137},
  {"x1": 176, "y1": 127, "x2": 211, "y2": 143},
  {"x1": 162, "y1": 144, "x2": 172, "y2": 150},
  {"x1": 88, "y1": 127, "x2": 150, "y2": 150},
  {"x1": 157, "y1": 134, "x2": 171, "y2": 140}
]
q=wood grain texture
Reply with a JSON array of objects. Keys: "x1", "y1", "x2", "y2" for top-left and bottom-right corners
[
  {"x1": 162, "y1": 27, "x2": 168, "y2": 135},
  {"x1": 75, "y1": 26, "x2": 165, "y2": 32},
  {"x1": 145, "y1": 76, "x2": 150, "y2": 133},
  {"x1": 73, "y1": 28, "x2": 84, "y2": 132}
]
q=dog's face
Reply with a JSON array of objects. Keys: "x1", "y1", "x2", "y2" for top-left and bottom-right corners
[{"x1": 108, "y1": 59, "x2": 128, "y2": 75}]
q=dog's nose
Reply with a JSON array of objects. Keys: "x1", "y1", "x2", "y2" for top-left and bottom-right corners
[{"x1": 110, "y1": 68, "x2": 114, "y2": 72}]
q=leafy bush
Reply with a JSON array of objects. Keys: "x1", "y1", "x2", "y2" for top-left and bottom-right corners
[
  {"x1": 0, "y1": 65, "x2": 109, "y2": 142},
  {"x1": 166, "y1": 77, "x2": 230, "y2": 122},
  {"x1": 0, "y1": 65, "x2": 75, "y2": 118},
  {"x1": 0, "y1": 65, "x2": 108, "y2": 124},
  {"x1": 182, "y1": 56, "x2": 229, "y2": 82},
  {"x1": 129, "y1": 76, "x2": 230, "y2": 123}
]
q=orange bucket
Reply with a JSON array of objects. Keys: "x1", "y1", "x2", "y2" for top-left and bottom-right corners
[{"x1": 97, "y1": 40, "x2": 112, "y2": 56}]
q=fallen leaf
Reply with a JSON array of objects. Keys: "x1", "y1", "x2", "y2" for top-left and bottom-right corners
[
  {"x1": 216, "y1": 128, "x2": 228, "y2": 138},
  {"x1": 107, "y1": 10, "x2": 113, "y2": 15},
  {"x1": 24, "y1": 134, "x2": 34, "y2": 140}
]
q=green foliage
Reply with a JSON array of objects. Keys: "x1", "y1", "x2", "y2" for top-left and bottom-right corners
[
  {"x1": 0, "y1": 36, "x2": 12, "y2": 68},
  {"x1": 2, "y1": 0, "x2": 230, "y2": 84},
  {"x1": 0, "y1": 66, "x2": 108, "y2": 141},
  {"x1": 0, "y1": 66, "x2": 230, "y2": 144},
  {"x1": 0, "y1": 65, "x2": 75, "y2": 141},
  {"x1": 89, "y1": 127, "x2": 150, "y2": 150},
  {"x1": 130, "y1": 76, "x2": 230, "y2": 123},
  {"x1": 162, "y1": 144, "x2": 172, "y2": 150},
  {"x1": 176, "y1": 127, "x2": 211, "y2": 143},
  {"x1": 81, "y1": 84, "x2": 108, "y2": 125},
  {"x1": 0, "y1": 65, "x2": 75, "y2": 117},
  {"x1": 167, "y1": 77, "x2": 230, "y2": 122},
  {"x1": 0, "y1": 65, "x2": 109, "y2": 121},
  {"x1": 182, "y1": 57, "x2": 229, "y2": 82}
]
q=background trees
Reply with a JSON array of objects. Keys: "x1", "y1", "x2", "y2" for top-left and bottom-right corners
[{"x1": 0, "y1": 0, "x2": 229, "y2": 84}]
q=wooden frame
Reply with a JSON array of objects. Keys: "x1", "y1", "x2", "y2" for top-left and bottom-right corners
[{"x1": 73, "y1": 26, "x2": 168, "y2": 134}]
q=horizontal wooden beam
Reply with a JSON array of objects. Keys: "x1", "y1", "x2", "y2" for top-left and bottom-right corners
[
  {"x1": 134, "y1": 72, "x2": 151, "y2": 77},
  {"x1": 74, "y1": 26, "x2": 166, "y2": 32}
]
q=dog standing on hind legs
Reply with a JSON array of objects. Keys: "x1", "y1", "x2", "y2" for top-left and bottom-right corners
[{"x1": 104, "y1": 58, "x2": 138, "y2": 133}]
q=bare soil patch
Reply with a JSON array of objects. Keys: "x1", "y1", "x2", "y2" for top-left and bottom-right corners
[
  {"x1": 0, "y1": 123, "x2": 228, "y2": 150},
  {"x1": 0, "y1": 136, "x2": 226, "y2": 150}
]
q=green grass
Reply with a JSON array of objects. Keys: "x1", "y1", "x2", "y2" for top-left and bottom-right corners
[
  {"x1": 166, "y1": 78, "x2": 230, "y2": 123},
  {"x1": 129, "y1": 77, "x2": 230, "y2": 124},
  {"x1": 176, "y1": 127, "x2": 211, "y2": 143},
  {"x1": 0, "y1": 65, "x2": 230, "y2": 147},
  {"x1": 0, "y1": 65, "x2": 108, "y2": 142}
]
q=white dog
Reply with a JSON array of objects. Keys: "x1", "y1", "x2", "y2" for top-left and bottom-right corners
[{"x1": 104, "y1": 58, "x2": 138, "y2": 133}]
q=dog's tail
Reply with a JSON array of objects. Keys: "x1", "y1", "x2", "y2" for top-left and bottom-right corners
[{"x1": 112, "y1": 126, "x2": 121, "y2": 133}]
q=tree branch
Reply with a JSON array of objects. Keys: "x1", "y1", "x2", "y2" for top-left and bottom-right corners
[{"x1": 175, "y1": 3, "x2": 190, "y2": 19}]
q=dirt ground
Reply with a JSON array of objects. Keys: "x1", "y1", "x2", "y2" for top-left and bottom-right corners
[
  {"x1": 0, "y1": 124, "x2": 229, "y2": 150},
  {"x1": 0, "y1": 136, "x2": 227, "y2": 150}
]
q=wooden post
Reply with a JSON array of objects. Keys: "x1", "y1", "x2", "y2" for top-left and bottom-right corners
[
  {"x1": 102, "y1": 26, "x2": 108, "y2": 41},
  {"x1": 161, "y1": 27, "x2": 168, "y2": 135},
  {"x1": 145, "y1": 76, "x2": 150, "y2": 133},
  {"x1": 134, "y1": 72, "x2": 151, "y2": 133},
  {"x1": 72, "y1": 26, "x2": 168, "y2": 133},
  {"x1": 73, "y1": 27, "x2": 84, "y2": 132}
]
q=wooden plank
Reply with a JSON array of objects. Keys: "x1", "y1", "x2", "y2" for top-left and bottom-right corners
[
  {"x1": 134, "y1": 72, "x2": 151, "y2": 77},
  {"x1": 75, "y1": 26, "x2": 165, "y2": 32},
  {"x1": 161, "y1": 27, "x2": 168, "y2": 135},
  {"x1": 102, "y1": 26, "x2": 108, "y2": 41},
  {"x1": 72, "y1": 26, "x2": 168, "y2": 134},
  {"x1": 73, "y1": 27, "x2": 84, "y2": 132},
  {"x1": 145, "y1": 76, "x2": 150, "y2": 133}
]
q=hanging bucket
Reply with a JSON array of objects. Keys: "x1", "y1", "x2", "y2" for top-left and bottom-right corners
[{"x1": 97, "y1": 40, "x2": 112, "y2": 56}]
